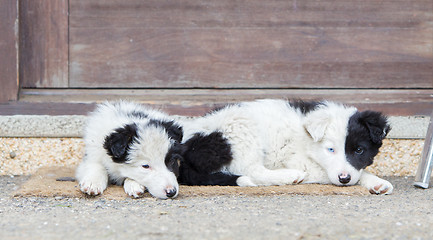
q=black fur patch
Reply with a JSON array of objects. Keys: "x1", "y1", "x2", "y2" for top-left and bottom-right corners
[
  {"x1": 103, "y1": 124, "x2": 138, "y2": 163},
  {"x1": 148, "y1": 120, "x2": 183, "y2": 142},
  {"x1": 179, "y1": 165, "x2": 240, "y2": 186},
  {"x1": 164, "y1": 142, "x2": 185, "y2": 177},
  {"x1": 178, "y1": 131, "x2": 239, "y2": 186},
  {"x1": 345, "y1": 111, "x2": 390, "y2": 170},
  {"x1": 289, "y1": 100, "x2": 324, "y2": 115},
  {"x1": 182, "y1": 132, "x2": 232, "y2": 174}
]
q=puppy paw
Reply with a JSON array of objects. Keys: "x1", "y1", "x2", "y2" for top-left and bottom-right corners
[
  {"x1": 285, "y1": 169, "x2": 306, "y2": 184},
  {"x1": 368, "y1": 179, "x2": 394, "y2": 195},
  {"x1": 123, "y1": 178, "x2": 146, "y2": 198},
  {"x1": 359, "y1": 172, "x2": 393, "y2": 195},
  {"x1": 242, "y1": 168, "x2": 306, "y2": 186},
  {"x1": 365, "y1": 178, "x2": 394, "y2": 195},
  {"x1": 265, "y1": 169, "x2": 305, "y2": 186},
  {"x1": 236, "y1": 176, "x2": 257, "y2": 187},
  {"x1": 79, "y1": 178, "x2": 107, "y2": 196}
]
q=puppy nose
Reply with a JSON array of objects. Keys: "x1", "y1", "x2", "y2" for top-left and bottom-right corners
[
  {"x1": 338, "y1": 173, "x2": 351, "y2": 184},
  {"x1": 165, "y1": 188, "x2": 177, "y2": 198}
]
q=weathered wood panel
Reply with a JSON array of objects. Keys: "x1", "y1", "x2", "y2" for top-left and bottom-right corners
[
  {"x1": 19, "y1": 0, "x2": 69, "y2": 88},
  {"x1": 69, "y1": 0, "x2": 431, "y2": 28},
  {"x1": 69, "y1": 0, "x2": 433, "y2": 88},
  {"x1": 0, "y1": 0, "x2": 18, "y2": 103},
  {"x1": 15, "y1": 89, "x2": 433, "y2": 116},
  {"x1": 3, "y1": 101, "x2": 433, "y2": 117},
  {"x1": 0, "y1": 102, "x2": 95, "y2": 116}
]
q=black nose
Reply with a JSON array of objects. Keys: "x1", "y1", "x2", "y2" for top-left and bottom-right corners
[
  {"x1": 166, "y1": 188, "x2": 177, "y2": 198},
  {"x1": 338, "y1": 173, "x2": 351, "y2": 184}
]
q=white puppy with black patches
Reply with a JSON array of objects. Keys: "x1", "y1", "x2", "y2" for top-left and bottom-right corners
[
  {"x1": 75, "y1": 101, "x2": 184, "y2": 199},
  {"x1": 179, "y1": 99, "x2": 393, "y2": 195}
]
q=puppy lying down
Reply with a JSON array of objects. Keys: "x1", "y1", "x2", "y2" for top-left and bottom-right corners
[
  {"x1": 178, "y1": 99, "x2": 393, "y2": 195},
  {"x1": 75, "y1": 101, "x2": 183, "y2": 199}
]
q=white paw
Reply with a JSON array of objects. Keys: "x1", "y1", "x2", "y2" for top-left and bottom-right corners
[
  {"x1": 123, "y1": 178, "x2": 146, "y2": 198},
  {"x1": 286, "y1": 169, "x2": 306, "y2": 184},
  {"x1": 292, "y1": 170, "x2": 307, "y2": 184},
  {"x1": 368, "y1": 179, "x2": 393, "y2": 195},
  {"x1": 236, "y1": 176, "x2": 257, "y2": 187},
  {"x1": 79, "y1": 178, "x2": 108, "y2": 196},
  {"x1": 364, "y1": 178, "x2": 394, "y2": 195},
  {"x1": 263, "y1": 169, "x2": 306, "y2": 186}
]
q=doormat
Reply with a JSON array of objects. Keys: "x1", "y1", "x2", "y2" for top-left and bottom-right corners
[{"x1": 13, "y1": 167, "x2": 370, "y2": 199}]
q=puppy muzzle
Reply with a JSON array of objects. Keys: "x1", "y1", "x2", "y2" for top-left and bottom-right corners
[
  {"x1": 165, "y1": 186, "x2": 177, "y2": 198},
  {"x1": 338, "y1": 173, "x2": 351, "y2": 184}
]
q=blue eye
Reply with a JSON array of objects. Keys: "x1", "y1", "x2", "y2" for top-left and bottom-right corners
[{"x1": 328, "y1": 148, "x2": 335, "y2": 153}]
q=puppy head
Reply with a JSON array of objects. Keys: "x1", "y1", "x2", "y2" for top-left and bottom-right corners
[
  {"x1": 345, "y1": 110, "x2": 390, "y2": 170},
  {"x1": 304, "y1": 104, "x2": 390, "y2": 186},
  {"x1": 103, "y1": 121, "x2": 184, "y2": 199},
  {"x1": 304, "y1": 103, "x2": 361, "y2": 186}
]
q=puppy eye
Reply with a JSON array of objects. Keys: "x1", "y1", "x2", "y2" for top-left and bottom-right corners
[
  {"x1": 327, "y1": 148, "x2": 335, "y2": 153},
  {"x1": 142, "y1": 164, "x2": 150, "y2": 169},
  {"x1": 171, "y1": 154, "x2": 182, "y2": 164},
  {"x1": 355, "y1": 147, "x2": 364, "y2": 155}
]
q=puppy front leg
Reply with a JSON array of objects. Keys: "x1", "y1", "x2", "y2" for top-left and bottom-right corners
[
  {"x1": 239, "y1": 165, "x2": 305, "y2": 186},
  {"x1": 123, "y1": 178, "x2": 145, "y2": 198},
  {"x1": 359, "y1": 171, "x2": 393, "y2": 195},
  {"x1": 75, "y1": 161, "x2": 109, "y2": 196}
]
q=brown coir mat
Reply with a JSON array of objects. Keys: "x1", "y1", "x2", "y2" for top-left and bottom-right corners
[{"x1": 13, "y1": 167, "x2": 369, "y2": 199}]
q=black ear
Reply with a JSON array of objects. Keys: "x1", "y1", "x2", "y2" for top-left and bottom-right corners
[
  {"x1": 103, "y1": 124, "x2": 138, "y2": 163},
  {"x1": 358, "y1": 111, "x2": 391, "y2": 144},
  {"x1": 161, "y1": 121, "x2": 183, "y2": 143}
]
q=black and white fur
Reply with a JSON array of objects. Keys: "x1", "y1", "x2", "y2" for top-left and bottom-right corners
[
  {"x1": 178, "y1": 99, "x2": 393, "y2": 195},
  {"x1": 75, "y1": 101, "x2": 183, "y2": 199}
]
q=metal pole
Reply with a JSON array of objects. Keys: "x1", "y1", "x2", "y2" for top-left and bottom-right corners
[{"x1": 414, "y1": 111, "x2": 433, "y2": 189}]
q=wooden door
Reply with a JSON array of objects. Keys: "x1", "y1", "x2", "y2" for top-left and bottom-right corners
[
  {"x1": 2, "y1": 0, "x2": 432, "y2": 116},
  {"x1": 67, "y1": 0, "x2": 432, "y2": 89}
]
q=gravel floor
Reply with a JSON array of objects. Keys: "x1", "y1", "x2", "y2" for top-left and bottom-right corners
[{"x1": 1, "y1": 176, "x2": 433, "y2": 240}]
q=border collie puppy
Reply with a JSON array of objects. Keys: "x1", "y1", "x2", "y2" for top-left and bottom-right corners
[
  {"x1": 178, "y1": 99, "x2": 393, "y2": 195},
  {"x1": 75, "y1": 101, "x2": 183, "y2": 199}
]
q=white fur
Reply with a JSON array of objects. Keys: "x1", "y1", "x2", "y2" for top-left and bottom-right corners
[
  {"x1": 75, "y1": 101, "x2": 179, "y2": 199},
  {"x1": 180, "y1": 99, "x2": 393, "y2": 194}
]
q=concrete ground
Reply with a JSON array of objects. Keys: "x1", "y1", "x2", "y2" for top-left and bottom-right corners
[
  {"x1": 1, "y1": 176, "x2": 432, "y2": 240},
  {"x1": 1, "y1": 114, "x2": 431, "y2": 239}
]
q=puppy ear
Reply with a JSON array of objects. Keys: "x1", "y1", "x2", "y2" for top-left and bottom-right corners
[
  {"x1": 103, "y1": 124, "x2": 138, "y2": 163},
  {"x1": 304, "y1": 112, "x2": 330, "y2": 142},
  {"x1": 358, "y1": 111, "x2": 391, "y2": 144},
  {"x1": 176, "y1": 142, "x2": 188, "y2": 156},
  {"x1": 161, "y1": 121, "x2": 183, "y2": 142}
]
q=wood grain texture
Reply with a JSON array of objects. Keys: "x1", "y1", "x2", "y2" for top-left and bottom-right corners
[
  {"x1": 69, "y1": 0, "x2": 431, "y2": 28},
  {"x1": 0, "y1": 0, "x2": 18, "y2": 103},
  {"x1": 1, "y1": 101, "x2": 430, "y2": 116},
  {"x1": 19, "y1": 0, "x2": 69, "y2": 88},
  {"x1": 11, "y1": 89, "x2": 433, "y2": 116},
  {"x1": 69, "y1": 0, "x2": 433, "y2": 88}
]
